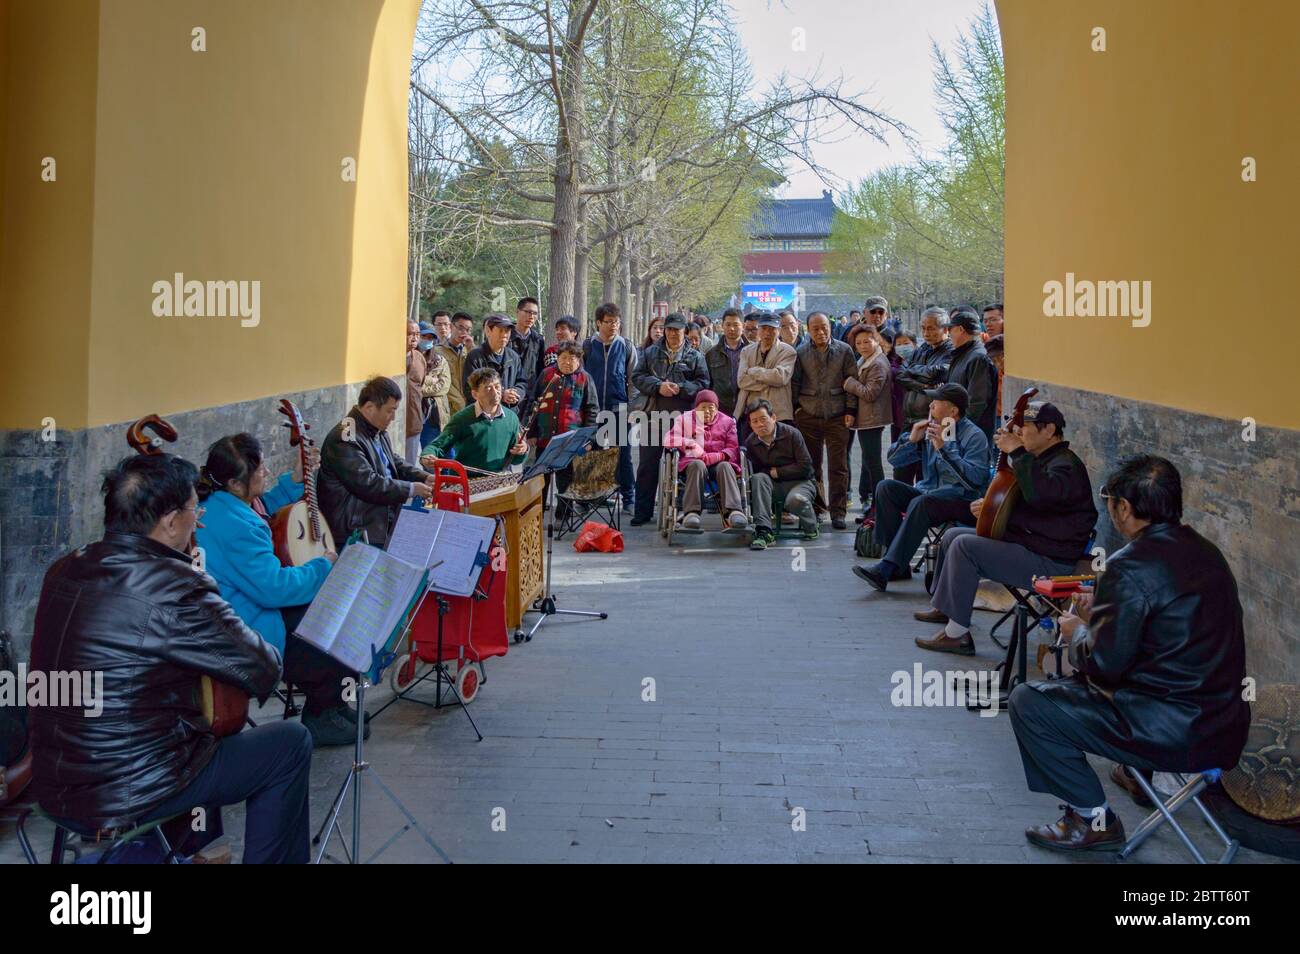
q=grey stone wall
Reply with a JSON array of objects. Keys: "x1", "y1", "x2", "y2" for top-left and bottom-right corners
[
  {"x1": 1005, "y1": 375, "x2": 1300, "y2": 685},
  {"x1": 0, "y1": 380, "x2": 400, "y2": 660}
]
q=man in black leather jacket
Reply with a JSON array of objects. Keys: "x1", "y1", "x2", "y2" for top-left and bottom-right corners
[
  {"x1": 29, "y1": 453, "x2": 310, "y2": 863},
  {"x1": 319, "y1": 375, "x2": 435, "y2": 549},
  {"x1": 1009, "y1": 455, "x2": 1251, "y2": 853}
]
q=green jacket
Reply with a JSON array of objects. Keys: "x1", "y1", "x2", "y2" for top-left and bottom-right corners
[{"x1": 424, "y1": 404, "x2": 526, "y2": 473}]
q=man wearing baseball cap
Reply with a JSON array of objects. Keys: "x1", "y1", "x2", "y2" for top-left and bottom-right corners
[
  {"x1": 853, "y1": 383, "x2": 990, "y2": 592},
  {"x1": 863, "y1": 296, "x2": 899, "y2": 336},
  {"x1": 914, "y1": 400, "x2": 1097, "y2": 655},
  {"x1": 944, "y1": 306, "x2": 998, "y2": 439},
  {"x1": 733, "y1": 311, "x2": 797, "y2": 438},
  {"x1": 461, "y1": 313, "x2": 526, "y2": 414}
]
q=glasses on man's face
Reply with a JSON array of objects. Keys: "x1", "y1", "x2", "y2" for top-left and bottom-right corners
[
  {"x1": 178, "y1": 504, "x2": 206, "y2": 518},
  {"x1": 521, "y1": 309, "x2": 539, "y2": 317}
]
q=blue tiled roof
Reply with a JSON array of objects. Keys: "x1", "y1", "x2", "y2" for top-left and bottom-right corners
[{"x1": 749, "y1": 190, "x2": 838, "y2": 238}]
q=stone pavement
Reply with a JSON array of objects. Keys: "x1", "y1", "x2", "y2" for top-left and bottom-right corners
[{"x1": 2, "y1": 504, "x2": 1285, "y2": 865}]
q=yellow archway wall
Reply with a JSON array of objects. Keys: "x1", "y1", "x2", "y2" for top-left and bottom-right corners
[
  {"x1": 0, "y1": 0, "x2": 422, "y2": 430},
  {"x1": 998, "y1": 0, "x2": 1294, "y2": 429},
  {"x1": 2, "y1": 0, "x2": 1295, "y2": 432}
]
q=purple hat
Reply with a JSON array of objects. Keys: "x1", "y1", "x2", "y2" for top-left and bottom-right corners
[{"x1": 694, "y1": 389, "x2": 720, "y2": 408}]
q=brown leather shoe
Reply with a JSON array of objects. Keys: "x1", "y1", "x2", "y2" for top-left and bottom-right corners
[
  {"x1": 1025, "y1": 806, "x2": 1125, "y2": 853},
  {"x1": 1110, "y1": 764, "x2": 1155, "y2": 808},
  {"x1": 914, "y1": 607, "x2": 949, "y2": 624},
  {"x1": 914, "y1": 630, "x2": 975, "y2": 655}
]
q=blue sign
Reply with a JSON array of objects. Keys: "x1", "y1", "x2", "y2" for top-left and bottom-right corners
[{"x1": 741, "y1": 282, "x2": 798, "y2": 312}]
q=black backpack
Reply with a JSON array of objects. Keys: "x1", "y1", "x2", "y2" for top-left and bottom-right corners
[{"x1": 854, "y1": 521, "x2": 883, "y2": 559}]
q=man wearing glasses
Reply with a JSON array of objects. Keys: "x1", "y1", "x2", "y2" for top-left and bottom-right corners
[
  {"x1": 863, "y1": 296, "x2": 900, "y2": 337},
  {"x1": 511, "y1": 296, "x2": 547, "y2": 421},
  {"x1": 913, "y1": 402, "x2": 1097, "y2": 655},
  {"x1": 28, "y1": 453, "x2": 312, "y2": 862}
]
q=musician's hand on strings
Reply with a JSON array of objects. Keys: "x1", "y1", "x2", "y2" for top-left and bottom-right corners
[
  {"x1": 419, "y1": 454, "x2": 438, "y2": 470},
  {"x1": 1072, "y1": 590, "x2": 1095, "y2": 623},
  {"x1": 292, "y1": 446, "x2": 321, "y2": 483},
  {"x1": 322, "y1": 548, "x2": 338, "y2": 564},
  {"x1": 411, "y1": 481, "x2": 434, "y2": 501},
  {"x1": 510, "y1": 437, "x2": 529, "y2": 457},
  {"x1": 970, "y1": 497, "x2": 984, "y2": 518},
  {"x1": 1058, "y1": 611, "x2": 1085, "y2": 642},
  {"x1": 994, "y1": 427, "x2": 1023, "y2": 454}
]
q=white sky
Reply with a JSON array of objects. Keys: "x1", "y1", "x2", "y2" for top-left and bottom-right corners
[{"x1": 729, "y1": 0, "x2": 993, "y2": 198}]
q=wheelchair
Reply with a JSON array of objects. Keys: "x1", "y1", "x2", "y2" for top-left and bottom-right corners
[{"x1": 656, "y1": 447, "x2": 754, "y2": 545}]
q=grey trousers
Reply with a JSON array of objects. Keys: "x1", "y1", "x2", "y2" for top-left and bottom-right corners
[
  {"x1": 680, "y1": 459, "x2": 743, "y2": 516},
  {"x1": 930, "y1": 526, "x2": 1076, "y2": 629},
  {"x1": 749, "y1": 472, "x2": 817, "y2": 533}
]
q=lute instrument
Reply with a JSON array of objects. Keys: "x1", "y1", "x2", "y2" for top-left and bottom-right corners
[
  {"x1": 974, "y1": 386, "x2": 1038, "y2": 540},
  {"x1": 125, "y1": 414, "x2": 250, "y2": 738},
  {"x1": 269, "y1": 399, "x2": 335, "y2": 566}
]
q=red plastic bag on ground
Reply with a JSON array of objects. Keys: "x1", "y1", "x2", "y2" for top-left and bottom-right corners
[{"x1": 573, "y1": 521, "x2": 624, "y2": 553}]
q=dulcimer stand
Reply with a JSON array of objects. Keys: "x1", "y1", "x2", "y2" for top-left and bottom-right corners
[
  {"x1": 518, "y1": 427, "x2": 608, "y2": 643},
  {"x1": 313, "y1": 645, "x2": 452, "y2": 865}
]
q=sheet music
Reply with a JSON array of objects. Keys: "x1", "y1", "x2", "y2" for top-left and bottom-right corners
[
  {"x1": 295, "y1": 544, "x2": 427, "y2": 673},
  {"x1": 387, "y1": 504, "x2": 445, "y2": 568},
  {"x1": 426, "y1": 510, "x2": 496, "y2": 597}
]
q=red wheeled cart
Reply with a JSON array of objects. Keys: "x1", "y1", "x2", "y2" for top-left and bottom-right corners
[{"x1": 387, "y1": 459, "x2": 509, "y2": 706}]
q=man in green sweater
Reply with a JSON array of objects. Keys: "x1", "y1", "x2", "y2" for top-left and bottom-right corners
[{"x1": 421, "y1": 366, "x2": 529, "y2": 473}]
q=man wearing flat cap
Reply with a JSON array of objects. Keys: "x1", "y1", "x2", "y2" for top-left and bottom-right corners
[
  {"x1": 944, "y1": 306, "x2": 998, "y2": 439},
  {"x1": 462, "y1": 313, "x2": 526, "y2": 414},
  {"x1": 629, "y1": 312, "x2": 710, "y2": 526},
  {"x1": 733, "y1": 311, "x2": 797, "y2": 442},
  {"x1": 863, "y1": 296, "x2": 900, "y2": 337},
  {"x1": 913, "y1": 400, "x2": 1098, "y2": 656},
  {"x1": 853, "y1": 383, "x2": 989, "y2": 592}
]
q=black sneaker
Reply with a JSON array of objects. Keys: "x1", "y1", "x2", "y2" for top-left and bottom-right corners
[
  {"x1": 629, "y1": 516, "x2": 651, "y2": 527},
  {"x1": 831, "y1": 517, "x2": 847, "y2": 531},
  {"x1": 303, "y1": 709, "x2": 366, "y2": 748},
  {"x1": 853, "y1": 563, "x2": 889, "y2": 592},
  {"x1": 749, "y1": 528, "x2": 773, "y2": 551}
]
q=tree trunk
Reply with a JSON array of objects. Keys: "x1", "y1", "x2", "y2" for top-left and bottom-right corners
[
  {"x1": 574, "y1": 215, "x2": 589, "y2": 335},
  {"x1": 546, "y1": 35, "x2": 585, "y2": 324}
]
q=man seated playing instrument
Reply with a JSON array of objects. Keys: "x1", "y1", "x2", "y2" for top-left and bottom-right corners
[
  {"x1": 28, "y1": 454, "x2": 310, "y2": 863},
  {"x1": 853, "y1": 383, "x2": 989, "y2": 592},
  {"x1": 663, "y1": 389, "x2": 747, "y2": 531},
  {"x1": 1009, "y1": 456, "x2": 1250, "y2": 852},
  {"x1": 422, "y1": 367, "x2": 529, "y2": 474},
  {"x1": 318, "y1": 376, "x2": 436, "y2": 549},
  {"x1": 744, "y1": 398, "x2": 818, "y2": 548},
  {"x1": 913, "y1": 401, "x2": 1097, "y2": 655}
]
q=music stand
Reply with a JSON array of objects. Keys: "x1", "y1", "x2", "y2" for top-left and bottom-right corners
[
  {"x1": 516, "y1": 427, "x2": 608, "y2": 643},
  {"x1": 313, "y1": 645, "x2": 453, "y2": 865}
]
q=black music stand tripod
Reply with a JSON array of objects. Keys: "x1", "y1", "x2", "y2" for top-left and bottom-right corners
[
  {"x1": 516, "y1": 427, "x2": 607, "y2": 643},
  {"x1": 313, "y1": 653, "x2": 452, "y2": 864}
]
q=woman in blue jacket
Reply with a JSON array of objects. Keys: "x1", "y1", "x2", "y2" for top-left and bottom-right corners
[{"x1": 195, "y1": 433, "x2": 363, "y2": 747}]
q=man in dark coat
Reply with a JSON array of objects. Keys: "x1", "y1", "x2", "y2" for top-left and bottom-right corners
[
  {"x1": 943, "y1": 307, "x2": 998, "y2": 438},
  {"x1": 705, "y1": 308, "x2": 747, "y2": 416},
  {"x1": 318, "y1": 376, "x2": 435, "y2": 549},
  {"x1": 29, "y1": 453, "x2": 308, "y2": 862},
  {"x1": 629, "y1": 312, "x2": 710, "y2": 526},
  {"x1": 1009, "y1": 455, "x2": 1250, "y2": 852},
  {"x1": 893, "y1": 307, "x2": 954, "y2": 484},
  {"x1": 790, "y1": 312, "x2": 859, "y2": 528},
  {"x1": 462, "y1": 314, "x2": 526, "y2": 413},
  {"x1": 509, "y1": 297, "x2": 546, "y2": 419}
]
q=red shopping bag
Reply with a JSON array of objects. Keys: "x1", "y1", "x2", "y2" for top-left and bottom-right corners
[{"x1": 573, "y1": 520, "x2": 624, "y2": 553}]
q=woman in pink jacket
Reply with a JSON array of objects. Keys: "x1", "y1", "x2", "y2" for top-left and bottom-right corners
[{"x1": 662, "y1": 390, "x2": 747, "y2": 530}]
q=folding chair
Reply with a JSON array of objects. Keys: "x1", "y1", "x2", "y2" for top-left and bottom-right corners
[
  {"x1": 16, "y1": 806, "x2": 187, "y2": 864},
  {"x1": 1118, "y1": 769, "x2": 1240, "y2": 864},
  {"x1": 553, "y1": 446, "x2": 621, "y2": 541},
  {"x1": 988, "y1": 531, "x2": 1097, "y2": 648}
]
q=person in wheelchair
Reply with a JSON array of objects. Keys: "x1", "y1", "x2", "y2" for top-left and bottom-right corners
[{"x1": 662, "y1": 389, "x2": 747, "y2": 530}]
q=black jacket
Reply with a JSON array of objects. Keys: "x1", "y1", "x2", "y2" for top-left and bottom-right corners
[
  {"x1": 791, "y1": 339, "x2": 859, "y2": 419},
  {"x1": 462, "y1": 343, "x2": 525, "y2": 409},
  {"x1": 945, "y1": 338, "x2": 997, "y2": 436},
  {"x1": 631, "y1": 341, "x2": 710, "y2": 416},
  {"x1": 1038, "y1": 522, "x2": 1251, "y2": 773},
  {"x1": 744, "y1": 422, "x2": 815, "y2": 482},
  {"x1": 29, "y1": 533, "x2": 281, "y2": 829},
  {"x1": 705, "y1": 338, "x2": 746, "y2": 416},
  {"x1": 1002, "y1": 441, "x2": 1097, "y2": 561},
  {"x1": 895, "y1": 338, "x2": 953, "y2": 426},
  {"x1": 318, "y1": 407, "x2": 428, "y2": 549},
  {"x1": 509, "y1": 327, "x2": 547, "y2": 416}
]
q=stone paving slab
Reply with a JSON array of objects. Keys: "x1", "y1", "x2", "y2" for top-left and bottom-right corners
[{"x1": 1, "y1": 470, "x2": 1289, "y2": 865}]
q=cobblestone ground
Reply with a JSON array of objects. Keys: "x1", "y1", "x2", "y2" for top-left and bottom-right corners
[{"x1": 2, "y1": 460, "x2": 1285, "y2": 864}]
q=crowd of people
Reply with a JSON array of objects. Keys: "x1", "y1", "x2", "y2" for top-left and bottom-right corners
[{"x1": 21, "y1": 292, "x2": 1252, "y2": 864}]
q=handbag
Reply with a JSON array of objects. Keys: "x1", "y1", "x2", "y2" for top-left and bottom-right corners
[{"x1": 854, "y1": 520, "x2": 883, "y2": 558}]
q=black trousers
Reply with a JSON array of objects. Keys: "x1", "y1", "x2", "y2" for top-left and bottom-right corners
[
  {"x1": 143, "y1": 720, "x2": 313, "y2": 863},
  {"x1": 634, "y1": 443, "x2": 666, "y2": 521},
  {"x1": 281, "y1": 606, "x2": 351, "y2": 717},
  {"x1": 872, "y1": 479, "x2": 975, "y2": 572},
  {"x1": 1009, "y1": 683, "x2": 1167, "y2": 811}
]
